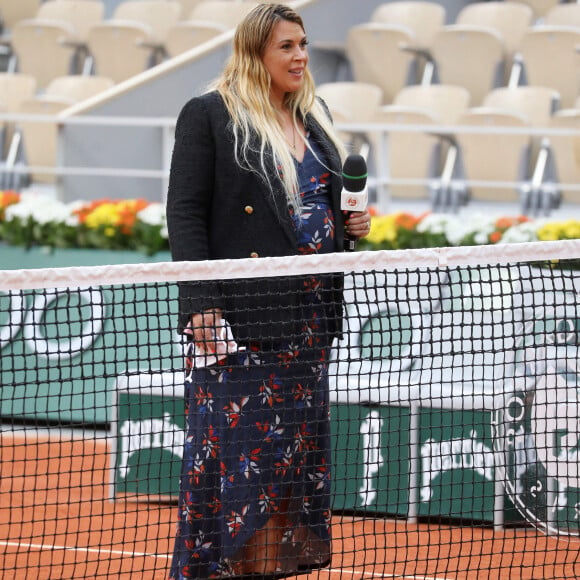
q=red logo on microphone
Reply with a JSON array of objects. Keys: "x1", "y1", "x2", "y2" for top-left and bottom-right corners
[{"x1": 347, "y1": 197, "x2": 357, "y2": 207}]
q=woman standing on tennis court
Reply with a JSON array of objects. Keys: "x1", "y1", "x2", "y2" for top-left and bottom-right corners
[{"x1": 166, "y1": 3, "x2": 370, "y2": 578}]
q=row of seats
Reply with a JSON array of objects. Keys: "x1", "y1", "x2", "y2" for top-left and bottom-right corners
[
  {"x1": 1, "y1": 0, "x2": 579, "y2": 216},
  {"x1": 10, "y1": 0, "x2": 575, "y2": 102},
  {"x1": 0, "y1": 0, "x2": 283, "y2": 187},
  {"x1": 346, "y1": 1, "x2": 580, "y2": 108},
  {"x1": 1, "y1": 0, "x2": 269, "y2": 87},
  {"x1": 0, "y1": 72, "x2": 115, "y2": 187},
  {"x1": 0, "y1": 0, "x2": 247, "y2": 35},
  {"x1": 318, "y1": 81, "x2": 580, "y2": 215}
]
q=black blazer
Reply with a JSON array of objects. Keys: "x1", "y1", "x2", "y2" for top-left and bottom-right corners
[{"x1": 166, "y1": 90, "x2": 346, "y2": 343}]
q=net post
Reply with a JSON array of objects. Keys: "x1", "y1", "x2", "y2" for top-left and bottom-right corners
[
  {"x1": 407, "y1": 401, "x2": 420, "y2": 524},
  {"x1": 493, "y1": 473, "x2": 505, "y2": 531},
  {"x1": 108, "y1": 374, "x2": 125, "y2": 504}
]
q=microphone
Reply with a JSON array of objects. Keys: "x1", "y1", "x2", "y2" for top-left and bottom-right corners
[{"x1": 340, "y1": 154, "x2": 368, "y2": 251}]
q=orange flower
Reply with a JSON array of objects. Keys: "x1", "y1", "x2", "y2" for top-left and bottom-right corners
[
  {"x1": 495, "y1": 216, "x2": 530, "y2": 230},
  {"x1": 74, "y1": 199, "x2": 112, "y2": 224},
  {"x1": 0, "y1": 190, "x2": 21, "y2": 219},
  {"x1": 395, "y1": 212, "x2": 419, "y2": 230},
  {"x1": 116, "y1": 199, "x2": 149, "y2": 235},
  {"x1": 74, "y1": 198, "x2": 151, "y2": 236},
  {"x1": 489, "y1": 231, "x2": 502, "y2": 244}
]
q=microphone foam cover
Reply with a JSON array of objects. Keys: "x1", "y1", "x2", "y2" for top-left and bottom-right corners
[{"x1": 342, "y1": 154, "x2": 368, "y2": 192}]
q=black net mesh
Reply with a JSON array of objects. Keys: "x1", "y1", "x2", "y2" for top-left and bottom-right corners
[{"x1": 2, "y1": 247, "x2": 580, "y2": 579}]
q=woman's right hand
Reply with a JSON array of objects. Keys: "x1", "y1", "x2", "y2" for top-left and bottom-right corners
[{"x1": 190, "y1": 308, "x2": 223, "y2": 354}]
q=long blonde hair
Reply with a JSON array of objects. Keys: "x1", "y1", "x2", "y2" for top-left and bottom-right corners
[{"x1": 211, "y1": 3, "x2": 347, "y2": 213}]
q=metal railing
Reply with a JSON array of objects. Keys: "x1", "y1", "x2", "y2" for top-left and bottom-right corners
[{"x1": 1, "y1": 112, "x2": 580, "y2": 216}]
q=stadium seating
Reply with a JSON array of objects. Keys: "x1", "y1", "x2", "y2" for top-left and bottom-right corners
[
  {"x1": 369, "y1": 1, "x2": 446, "y2": 84},
  {"x1": 8, "y1": 1, "x2": 104, "y2": 87},
  {"x1": 112, "y1": 0, "x2": 182, "y2": 42},
  {"x1": 10, "y1": 20, "x2": 80, "y2": 89},
  {"x1": 316, "y1": 81, "x2": 383, "y2": 153},
  {"x1": 0, "y1": 72, "x2": 37, "y2": 115},
  {"x1": 0, "y1": 0, "x2": 41, "y2": 39},
  {"x1": 483, "y1": 85, "x2": 559, "y2": 127},
  {"x1": 175, "y1": 0, "x2": 207, "y2": 19},
  {"x1": 454, "y1": 108, "x2": 533, "y2": 207},
  {"x1": 373, "y1": 106, "x2": 439, "y2": 205},
  {"x1": 86, "y1": 23, "x2": 158, "y2": 82},
  {"x1": 35, "y1": 0, "x2": 104, "y2": 44},
  {"x1": 164, "y1": 22, "x2": 228, "y2": 58},
  {"x1": 3, "y1": 0, "x2": 580, "y2": 216},
  {"x1": 428, "y1": 25, "x2": 507, "y2": 106},
  {"x1": 388, "y1": 84, "x2": 471, "y2": 124},
  {"x1": 86, "y1": 1, "x2": 182, "y2": 82},
  {"x1": 42, "y1": 74, "x2": 114, "y2": 103},
  {"x1": 1, "y1": 73, "x2": 113, "y2": 189},
  {"x1": 516, "y1": 25, "x2": 580, "y2": 109},
  {"x1": 547, "y1": 109, "x2": 580, "y2": 204},
  {"x1": 187, "y1": 1, "x2": 257, "y2": 29},
  {"x1": 165, "y1": 0, "x2": 258, "y2": 57},
  {"x1": 370, "y1": 1, "x2": 445, "y2": 49},
  {"x1": 317, "y1": 81, "x2": 383, "y2": 124},
  {"x1": 543, "y1": 2, "x2": 580, "y2": 27},
  {"x1": 15, "y1": 97, "x2": 70, "y2": 184},
  {"x1": 371, "y1": 84, "x2": 470, "y2": 204},
  {"x1": 454, "y1": 1, "x2": 534, "y2": 85},
  {"x1": 346, "y1": 23, "x2": 419, "y2": 105},
  {"x1": 515, "y1": 0, "x2": 561, "y2": 21},
  {"x1": 342, "y1": 1, "x2": 580, "y2": 214},
  {"x1": 482, "y1": 86, "x2": 561, "y2": 206},
  {"x1": 0, "y1": 72, "x2": 37, "y2": 159}
]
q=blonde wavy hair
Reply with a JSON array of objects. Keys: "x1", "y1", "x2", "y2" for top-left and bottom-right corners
[{"x1": 210, "y1": 3, "x2": 347, "y2": 213}]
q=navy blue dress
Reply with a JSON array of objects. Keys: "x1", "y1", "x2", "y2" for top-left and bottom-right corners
[{"x1": 170, "y1": 139, "x2": 336, "y2": 579}]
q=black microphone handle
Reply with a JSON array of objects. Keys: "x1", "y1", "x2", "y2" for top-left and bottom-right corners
[
  {"x1": 344, "y1": 218, "x2": 358, "y2": 252},
  {"x1": 345, "y1": 236, "x2": 357, "y2": 252}
]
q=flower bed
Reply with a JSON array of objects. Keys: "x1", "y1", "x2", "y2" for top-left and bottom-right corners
[
  {"x1": 0, "y1": 191, "x2": 168, "y2": 256},
  {"x1": 359, "y1": 210, "x2": 580, "y2": 251},
  {"x1": 2, "y1": 191, "x2": 580, "y2": 256}
]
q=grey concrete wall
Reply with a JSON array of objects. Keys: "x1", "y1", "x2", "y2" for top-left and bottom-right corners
[{"x1": 59, "y1": 42, "x2": 232, "y2": 201}]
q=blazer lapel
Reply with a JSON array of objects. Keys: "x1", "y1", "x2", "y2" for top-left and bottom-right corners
[{"x1": 246, "y1": 113, "x2": 343, "y2": 249}]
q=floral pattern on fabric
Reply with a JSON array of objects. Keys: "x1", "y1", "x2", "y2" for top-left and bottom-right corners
[
  {"x1": 170, "y1": 139, "x2": 335, "y2": 579},
  {"x1": 290, "y1": 141, "x2": 335, "y2": 255}
]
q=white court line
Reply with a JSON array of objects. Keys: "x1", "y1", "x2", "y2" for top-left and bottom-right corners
[
  {"x1": 320, "y1": 570, "x2": 450, "y2": 580},
  {"x1": 0, "y1": 540, "x2": 171, "y2": 560},
  {"x1": 0, "y1": 541, "x2": 450, "y2": 580}
]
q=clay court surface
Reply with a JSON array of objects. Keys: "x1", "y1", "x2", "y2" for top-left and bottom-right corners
[{"x1": 2, "y1": 433, "x2": 580, "y2": 580}]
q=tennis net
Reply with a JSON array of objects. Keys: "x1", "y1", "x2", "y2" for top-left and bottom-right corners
[{"x1": 2, "y1": 240, "x2": 580, "y2": 579}]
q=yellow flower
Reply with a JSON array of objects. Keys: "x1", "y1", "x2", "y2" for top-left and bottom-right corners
[
  {"x1": 537, "y1": 223, "x2": 562, "y2": 241},
  {"x1": 562, "y1": 220, "x2": 580, "y2": 239},
  {"x1": 82, "y1": 198, "x2": 149, "y2": 235},
  {"x1": 537, "y1": 220, "x2": 580, "y2": 241},
  {"x1": 367, "y1": 214, "x2": 399, "y2": 245},
  {"x1": 84, "y1": 202, "x2": 120, "y2": 229}
]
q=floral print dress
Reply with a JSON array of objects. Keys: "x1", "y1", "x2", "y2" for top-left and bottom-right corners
[{"x1": 170, "y1": 139, "x2": 336, "y2": 579}]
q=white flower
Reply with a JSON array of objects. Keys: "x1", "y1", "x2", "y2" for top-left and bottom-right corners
[
  {"x1": 499, "y1": 221, "x2": 542, "y2": 244},
  {"x1": 5, "y1": 193, "x2": 74, "y2": 225},
  {"x1": 444, "y1": 213, "x2": 497, "y2": 246},
  {"x1": 137, "y1": 202, "x2": 166, "y2": 227},
  {"x1": 417, "y1": 213, "x2": 459, "y2": 235}
]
